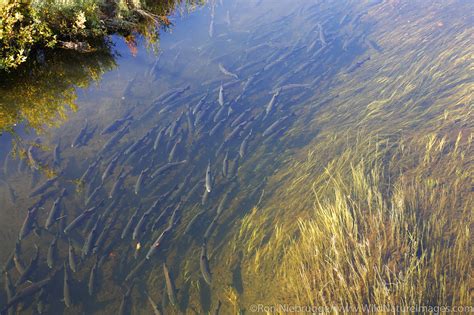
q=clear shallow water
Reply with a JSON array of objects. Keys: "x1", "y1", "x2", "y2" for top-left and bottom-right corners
[{"x1": 0, "y1": 0, "x2": 472, "y2": 314}]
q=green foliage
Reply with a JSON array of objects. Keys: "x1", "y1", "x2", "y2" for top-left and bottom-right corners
[
  {"x1": 0, "y1": 1, "x2": 56, "y2": 70},
  {"x1": 31, "y1": 0, "x2": 107, "y2": 40},
  {"x1": 0, "y1": 0, "x2": 181, "y2": 71}
]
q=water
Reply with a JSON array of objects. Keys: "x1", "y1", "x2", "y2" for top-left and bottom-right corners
[{"x1": 0, "y1": 0, "x2": 472, "y2": 313}]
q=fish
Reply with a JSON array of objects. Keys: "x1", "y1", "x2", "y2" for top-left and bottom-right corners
[
  {"x1": 146, "y1": 227, "x2": 172, "y2": 259},
  {"x1": 347, "y1": 56, "x2": 371, "y2": 73},
  {"x1": 82, "y1": 217, "x2": 101, "y2": 258},
  {"x1": 147, "y1": 292, "x2": 163, "y2": 315},
  {"x1": 209, "y1": 119, "x2": 226, "y2": 137},
  {"x1": 121, "y1": 207, "x2": 140, "y2": 239},
  {"x1": 53, "y1": 144, "x2": 61, "y2": 167},
  {"x1": 102, "y1": 198, "x2": 118, "y2": 219},
  {"x1": 200, "y1": 243, "x2": 212, "y2": 285},
  {"x1": 161, "y1": 85, "x2": 191, "y2": 104},
  {"x1": 224, "y1": 122, "x2": 246, "y2": 143},
  {"x1": 2, "y1": 153, "x2": 11, "y2": 177},
  {"x1": 1, "y1": 273, "x2": 56, "y2": 314},
  {"x1": 222, "y1": 151, "x2": 229, "y2": 178},
  {"x1": 4, "y1": 271, "x2": 14, "y2": 315},
  {"x1": 205, "y1": 160, "x2": 212, "y2": 193},
  {"x1": 80, "y1": 124, "x2": 97, "y2": 147},
  {"x1": 212, "y1": 300, "x2": 222, "y2": 315},
  {"x1": 35, "y1": 288, "x2": 48, "y2": 314},
  {"x1": 4, "y1": 270, "x2": 14, "y2": 300},
  {"x1": 101, "y1": 154, "x2": 119, "y2": 183},
  {"x1": 15, "y1": 244, "x2": 39, "y2": 287},
  {"x1": 239, "y1": 130, "x2": 252, "y2": 158},
  {"x1": 209, "y1": 18, "x2": 214, "y2": 38},
  {"x1": 58, "y1": 215, "x2": 68, "y2": 236},
  {"x1": 366, "y1": 39, "x2": 383, "y2": 53},
  {"x1": 79, "y1": 156, "x2": 102, "y2": 184},
  {"x1": 101, "y1": 114, "x2": 132, "y2": 135},
  {"x1": 17, "y1": 156, "x2": 27, "y2": 174},
  {"x1": 271, "y1": 83, "x2": 311, "y2": 94},
  {"x1": 98, "y1": 236, "x2": 118, "y2": 267},
  {"x1": 192, "y1": 93, "x2": 208, "y2": 115},
  {"x1": 148, "y1": 53, "x2": 162, "y2": 77},
  {"x1": 19, "y1": 207, "x2": 38, "y2": 240},
  {"x1": 213, "y1": 106, "x2": 227, "y2": 123},
  {"x1": 124, "y1": 139, "x2": 144, "y2": 158},
  {"x1": 109, "y1": 169, "x2": 127, "y2": 199},
  {"x1": 101, "y1": 122, "x2": 130, "y2": 153},
  {"x1": 339, "y1": 13, "x2": 349, "y2": 25},
  {"x1": 203, "y1": 217, "x2": 218, "y2": 241},
  {"x1": 83, "y1": 210, "x2": 99, "y2": 234},
  {"x1": 262, "y1": 116, "x2": 289, "y2": 137},
  {"x1": 201, "y1": 188, "x2": 210, "y2": 206},
  {"x1": 85, "y1": 185, "x2": 102, "y2": 207},
  {"x1": 263, "y1": 50, "x2": 291, "y2": 72},
  {"x1": 2, "y1": 249, "x2": 15, "y2": 274},
  {"x1": 68, "y1": 241, "x2": 78, "y2": 273},
  {"x1": 163, "y1": 263, "x2": 177, "y2": 305},
  {"x1": 47, "y1": 236, "x2": 58, "y2": 269},
  {"x1": 135, "y1": 168, "x2": 149, "y2": 195},
  {"x1": 218, "y1": 63, "x2": 239, "y2": 80},
  {"x1": 166, "y1": 120, "x2": 179, "y2": 139},
  {"x1": 186, "y1": 110, "x2": 195, "y2": 134},
  {"x1": 71, "y1": 119, "x2": 89, "y2": 148},
  {"x1": 168, "y1": 203, "x2": 182, "y2": 228},
  {"x1": 168, "y1": 137, "x2": 181, "y2": 162},
  {"x1": 118, "y1": 285, "x2": 133, "y2": 315},
  {"x1": 216, "y1": 190, "x2": 231, "y2": 217},
  {"x1": 194, "y1": 104, "x2": 213, "y2": 127},
  {"x1": 29, "y1": 177, "x2": 57, "y2": 197},
  {"x1": 15, "y1": 245, "x2": 39, "y2": 286},
  {"x1": 93, "y1": 216, "x2": 115, "y2": 255},
  {"x1": 151, "y1": 205, "x2": 173, "y2": 231},
  {"x1": 230, "y1": 109, "x2": 251, "y2": 128},
  {"x1": 64, "y1": 204, "x2": 101, "y2": 234},
  {"x1": 218, "y1": 85, "x2": 224, "y2": 106},
  {"x1": 150, "y1": 160, "x2": 187, "y2": 179},
  {"x1": 264, "y1": 90, "x2": 280, "y2": 119},
  {"x1": 45, "y1": 190, "x2": 65, "y2": 230},
  {"x1": 225, "y1": 10, "x2": 231, "y2": 25},
  {"x1": 153, "y1": 127, "x2": 165, "y2": 151},
  {"x1": 133, "y1": 208, "x2": 153, "y2": 241},
  {"x1": 63, "y1": 262, "x2": 72, "y2": 307},
  {"x1": 124, "y1": 258, "x2": 148, "y2": 282},
  {"x1": 184, "y1": 210, "x2": 205, "y2": 235},
  {"x1": 228, "y1": 156, "x2": 240, "y2": 178},
  {"x1": 317, "y1": 23, "x2": 327, "y2": 46},
  {"x1": 88, "y1": 262, "x2": 97, "y2": 296},
  {"x1": 13, "y1": 249, "x2": 26, "y2": 275}
]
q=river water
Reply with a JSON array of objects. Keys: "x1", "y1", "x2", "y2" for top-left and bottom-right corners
[{"x1": 0, "y1": 0, "x2": 472, "y2": 314}]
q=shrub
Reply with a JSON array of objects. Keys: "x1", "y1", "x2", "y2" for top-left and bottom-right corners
[{"x1": 0, "y1": 1, "x2": 56, "y2": 70}]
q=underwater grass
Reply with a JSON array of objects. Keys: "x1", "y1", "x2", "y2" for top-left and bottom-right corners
[
  {"x1": 280, "y1": 134, "x2": 472, "y2": 308},
  {"x1": 233, "y1": 133, "x2": 472, "y2": 310},
  {"x1": 223, "y1": 1, "x2": 473, "y2": 311}
]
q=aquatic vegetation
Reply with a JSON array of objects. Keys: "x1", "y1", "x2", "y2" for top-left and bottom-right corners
[
  {"x1": 234, "y1": 132, "x2": 472, "y2": 307},
  {"x1": 229, "y1": 0, "x2": 473, "y2": 309}
]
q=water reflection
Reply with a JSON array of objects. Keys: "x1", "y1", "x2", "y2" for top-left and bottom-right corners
[
  {"x1": 0, "y1": 49, "x2": 116, "y2": 135},
  {"x1": 0, "y1": 0, "x2": 204, "y2": 136}
]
